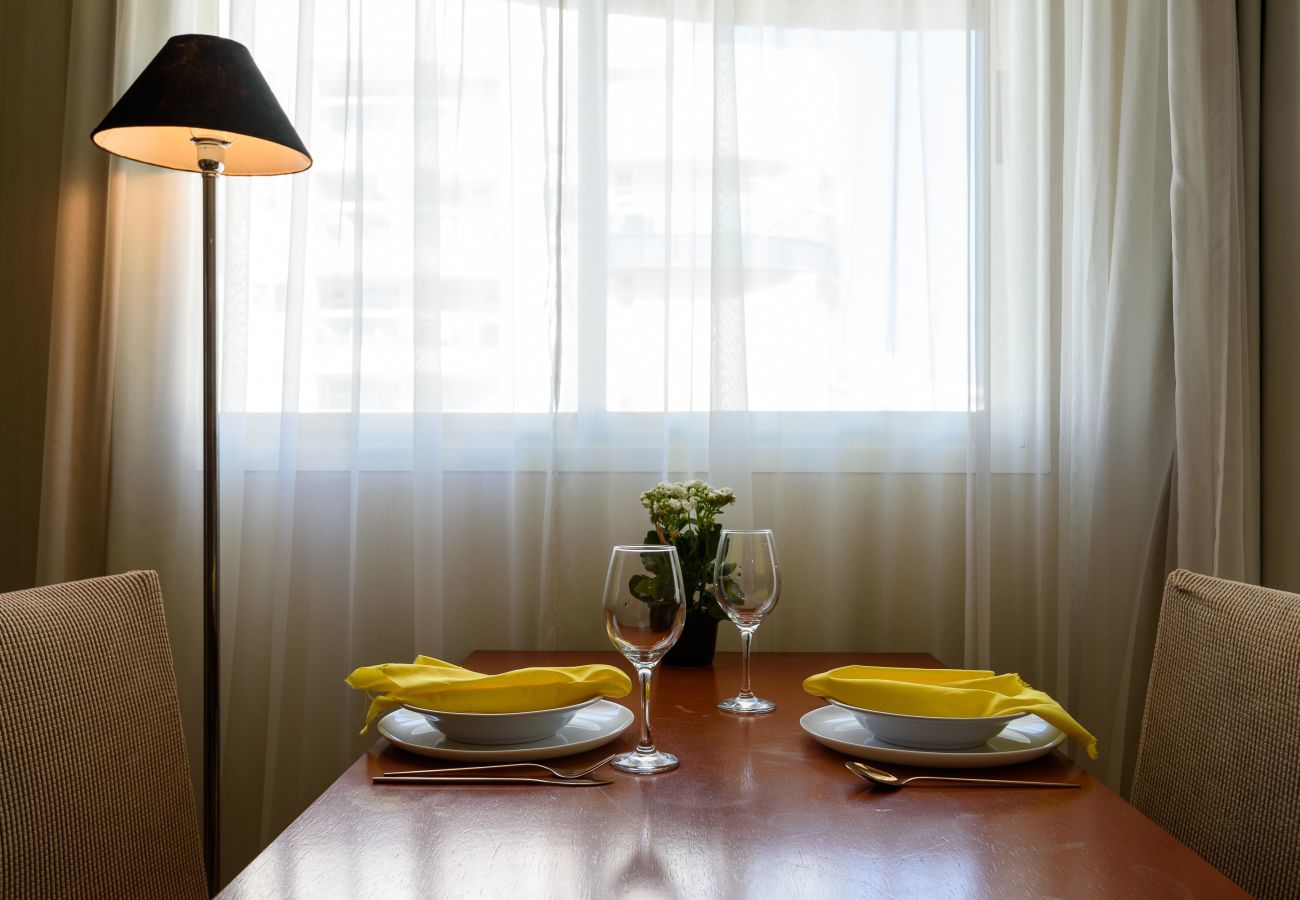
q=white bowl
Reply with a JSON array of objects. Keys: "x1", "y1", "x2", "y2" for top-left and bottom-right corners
[
  {"x1": 827, "y1": 698, "x2": 1026, "y2": 750},
  {"x1": 400, "y1": 696, "x2": 606, "y2": 745}
]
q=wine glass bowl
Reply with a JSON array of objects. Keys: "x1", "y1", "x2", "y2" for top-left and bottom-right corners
[
  {"x1": 603, "y1": 544, "x2": 685, "y2": 773},
  {"x1": 713, "y1": 529, "x2": 780, "y2": 715},
  {"x1": 604, "y1": 547, "x2": 685, "y2": 665}
]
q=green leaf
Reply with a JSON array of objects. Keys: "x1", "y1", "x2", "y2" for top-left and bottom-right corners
[{"x1": 628, "y1": 573, "x2": 658, "y2": 602}]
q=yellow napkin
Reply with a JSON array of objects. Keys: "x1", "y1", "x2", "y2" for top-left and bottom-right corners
[
  {"x1": 803, "y1": 665, "x2": 1098, "y2": 759},
  {"x1": 345, "y1": 655, "x2": 633, "y2": 733}
]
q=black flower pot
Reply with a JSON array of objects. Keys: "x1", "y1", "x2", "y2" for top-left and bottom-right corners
[{"x1": 664, "y1": 610, "x2": 720, "y2": 667}]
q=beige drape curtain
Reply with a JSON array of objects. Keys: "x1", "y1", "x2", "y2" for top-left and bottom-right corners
[
  {"x1": 1167, "y1": 0, "x2": 1260, "y2": 582},
  {"x1": 36, "y1": 0, "x2": 122, "y2": 586}
]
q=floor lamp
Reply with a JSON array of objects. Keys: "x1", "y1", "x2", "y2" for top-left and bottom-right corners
[{"x1": 91, "y1": 34, "x2": 311, "y2": 893}]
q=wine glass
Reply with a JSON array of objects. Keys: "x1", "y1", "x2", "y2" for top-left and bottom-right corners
[
  {"x1": 713, "y1": 528, "x2": 781, "y2": 714},
  {"x1": 603, "y1": 544, "x2": 686, "y2": 774}
]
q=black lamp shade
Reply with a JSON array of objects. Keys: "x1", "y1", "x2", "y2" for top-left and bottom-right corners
[{"x1": 91, "y1": 34, "x2": 311, "y2": 176}]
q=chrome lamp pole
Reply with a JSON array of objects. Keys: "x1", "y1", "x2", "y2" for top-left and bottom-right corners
[{"x1": 198, "y1": 138, "x2": 223, "y2": 894}]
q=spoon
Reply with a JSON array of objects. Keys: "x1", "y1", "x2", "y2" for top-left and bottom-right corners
[{"x1": 846, "y1": 760, "x2": 1079, "y2": 790}]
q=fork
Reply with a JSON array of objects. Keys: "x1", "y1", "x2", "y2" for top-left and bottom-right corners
[
  {"x1": 373, "y1": 775, "x2": 609, "y2": 787},
  {"x1": 383, "y1": 753, "x2": 618, "y2": 780}
]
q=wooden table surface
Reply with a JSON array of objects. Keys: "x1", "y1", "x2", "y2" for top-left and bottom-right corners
[{"x1": 219, "y1": 651, "x2": 1244, "y2": 899}]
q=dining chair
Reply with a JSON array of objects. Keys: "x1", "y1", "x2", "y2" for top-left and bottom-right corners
[
  {"x1": 0, "y1": 571, "x2": 207, "y2": 898},
  {"x1": 1131, "y1": 568, "x2": 1300, "y2": 899}
]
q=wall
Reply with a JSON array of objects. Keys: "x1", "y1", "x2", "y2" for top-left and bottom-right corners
[
  {"x1": 1262, "y1": 2, "x2": 1300, "y2": 592},
  {"x1": 0, "y1": 0, "x2": 73, "y2": 591}
]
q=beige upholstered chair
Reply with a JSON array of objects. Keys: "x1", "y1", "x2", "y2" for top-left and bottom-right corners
[
  {"x1": 1131, "y1": 569, "x2": 1300, "y2": 899},
  {"x1": 0, "y1": 571, "x2": 206, "y2": 898}
]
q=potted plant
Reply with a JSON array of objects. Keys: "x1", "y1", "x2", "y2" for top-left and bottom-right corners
[{"x1": 638, "y1": 480, "x2": 736, "y2": 666}]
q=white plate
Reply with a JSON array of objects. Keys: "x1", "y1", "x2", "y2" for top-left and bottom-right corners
[
  {"x1": 800, "y1": 705, "x2": 1065, "y2": 768},
  {"x1": 379, "y1": 699, "x2": 634, "y2": 761}
]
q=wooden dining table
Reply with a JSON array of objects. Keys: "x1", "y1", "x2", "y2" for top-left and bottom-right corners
[{"x1": 218, "y1": 650, "x2": 1245, "y2": 898}]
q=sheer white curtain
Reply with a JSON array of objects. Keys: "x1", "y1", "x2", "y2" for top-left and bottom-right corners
[
  {"x1": 1046, "y1": 0, "x2": 1177, "y2": 790},
  {"x1": 83, "y1": 0, "x2": 1257, "y2": 881}
]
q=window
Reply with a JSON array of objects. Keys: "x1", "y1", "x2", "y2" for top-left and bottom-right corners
[{"x1": 226, "y1": 1, "x2": 1022, "y2": 472}]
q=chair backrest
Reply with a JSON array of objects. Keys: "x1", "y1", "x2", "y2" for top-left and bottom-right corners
[
  {"x1": 0, "y1": 571, "x2": 206, "y2": 898},
  {"x1": 1131, "y1": 569, "x2": 1300, "y2": 899}
]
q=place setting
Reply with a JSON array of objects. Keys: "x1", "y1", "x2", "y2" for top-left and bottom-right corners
[
  {"x1": 798, "y1": 663, "x2": 1097, "y2": 789},
  {"x1": 346, "y1": 651, "x2": 636, "y2": 787},
  {"x1": 346, "y1": 541, "x2": 693, "y2": 787}
]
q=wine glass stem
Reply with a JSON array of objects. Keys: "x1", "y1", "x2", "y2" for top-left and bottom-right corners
[
  {"x1": 635, "y1": 664, "x2": 656, "y2": 754},
  {"x1": 738, "y1": 626, "x2": 756, "y2": 699}
]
